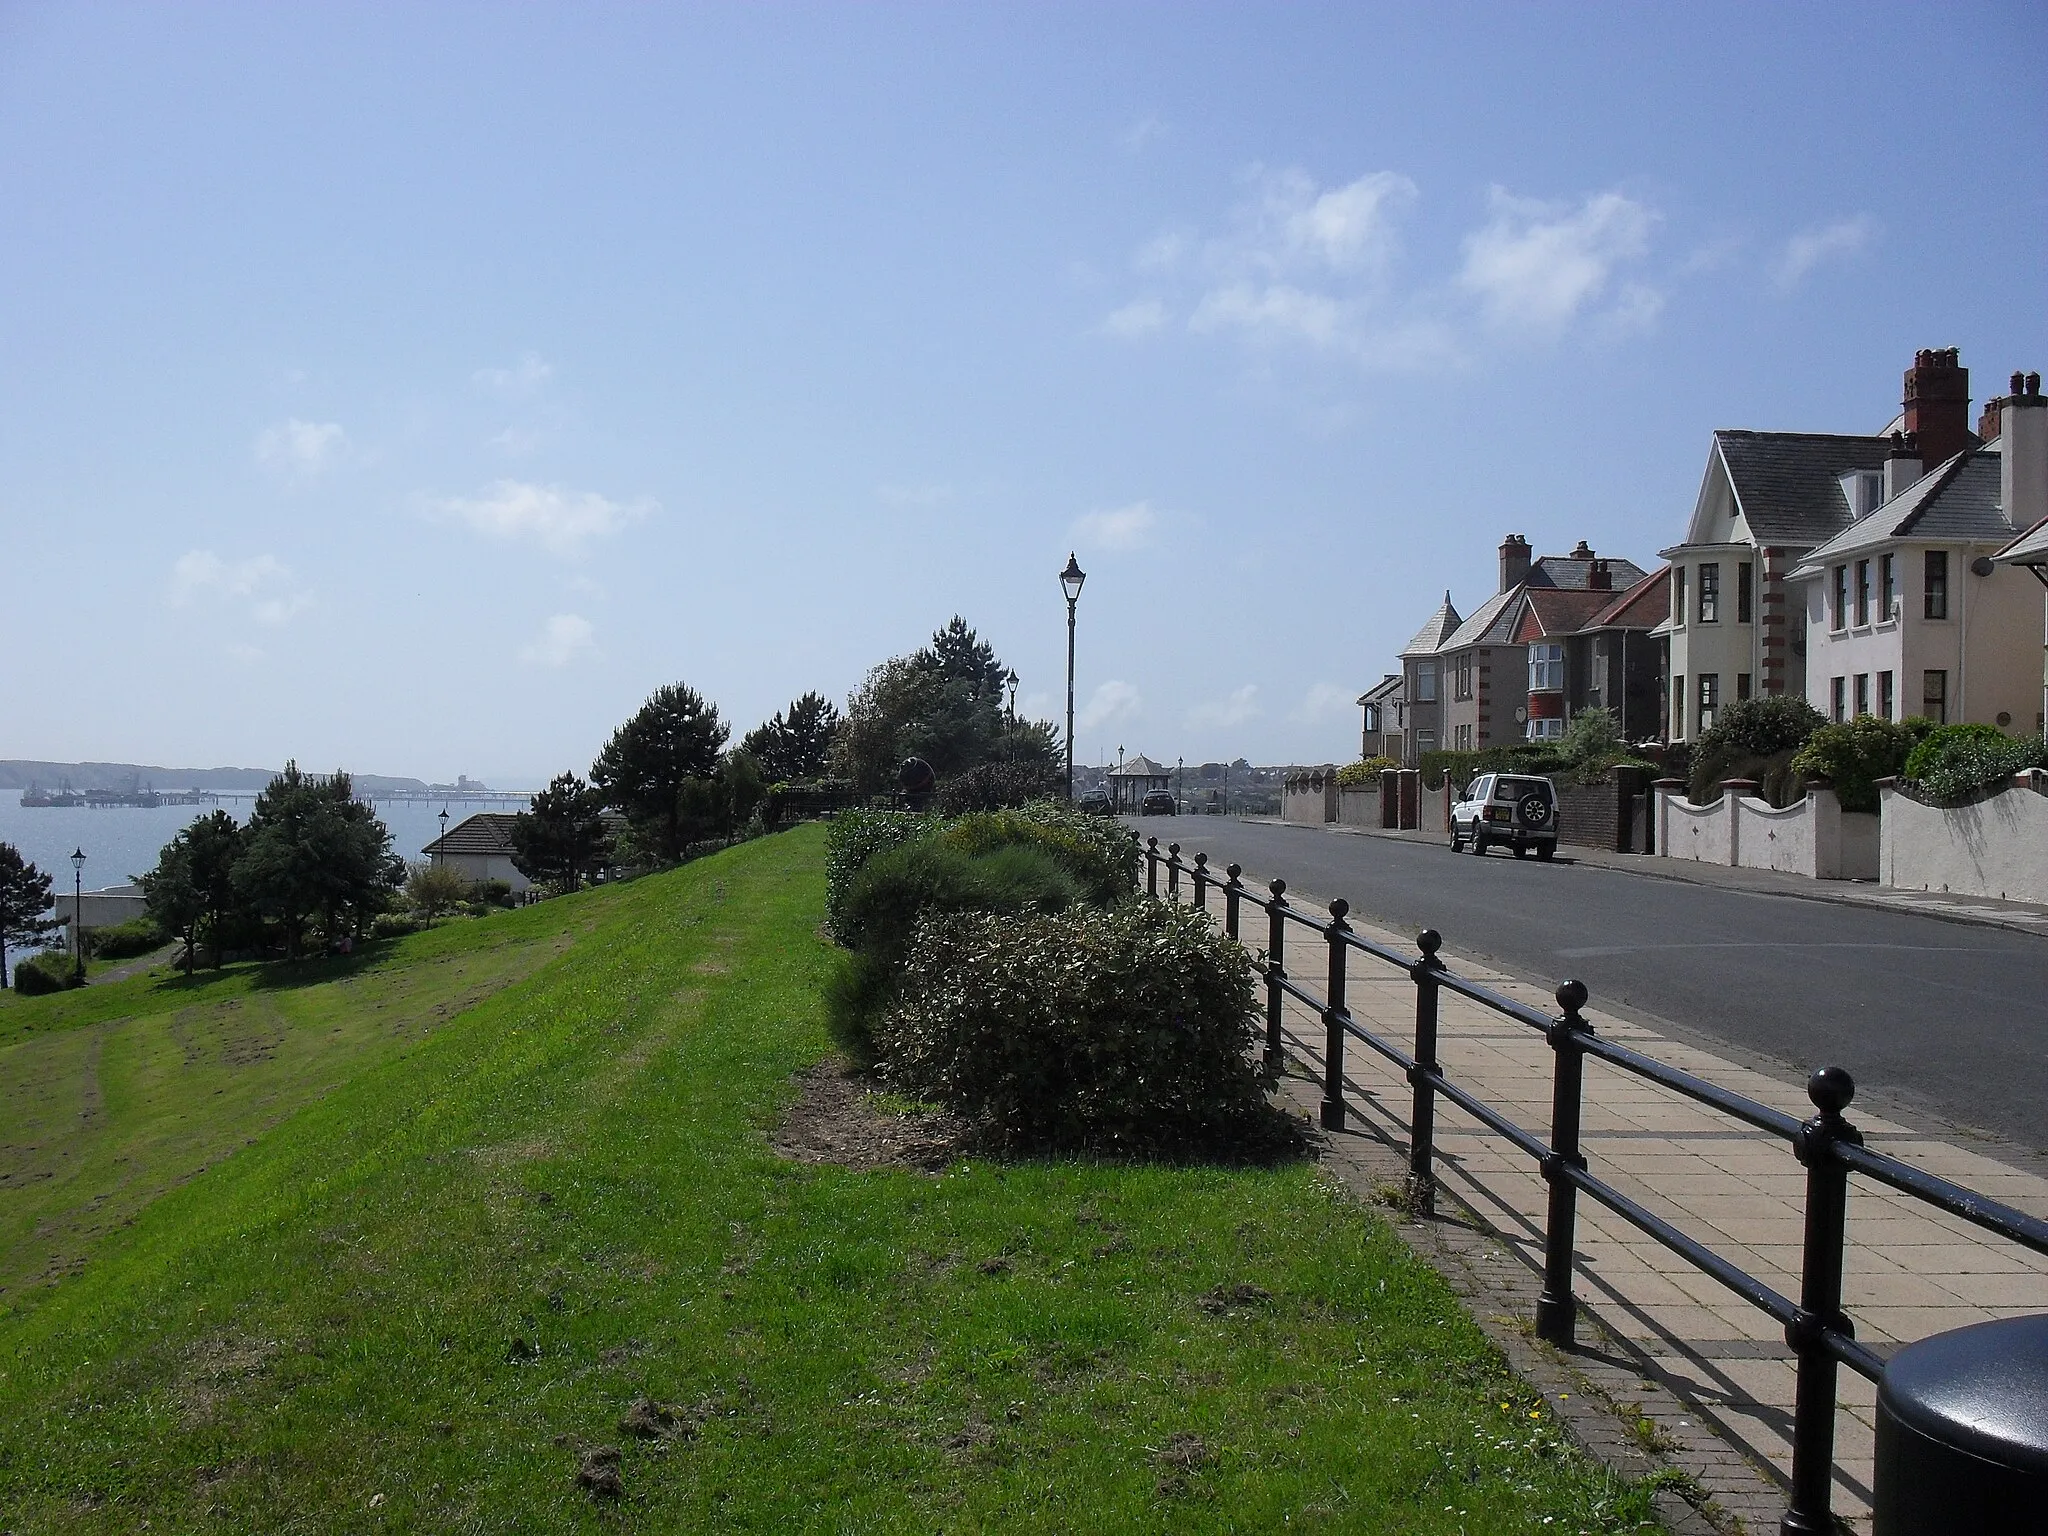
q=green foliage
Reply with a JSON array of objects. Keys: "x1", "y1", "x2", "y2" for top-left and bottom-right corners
[
  {"x1": 1686, "y1": 696, "x2": 1827, "y2": 805},
  {"x1": 85, "y1": 916, "x2": 167, "y2": 961},
  {"x1": 467, "y1": 878, "x2": 515, "y2": 910},
  {"x1": 739, "y1": 690, "x2": 841, "y2": 783},
  {"x1": 1789, "y1": 715, "x2": 1932, "y2": 813},
  {"x1": 878, "y1": 900, "x2": 1286, "y2": 1157},
  {"x1": 509, "y1": 772, "x2": 611, "y2": 889},
  {"x1": 939, "y1": 803, "x2": 1138, "y2": 903},
  {"x1": 823, "y1": 808, "x2": 938, "y2": 942},
  {"x1": 1419, "y1": 744, "x2": 1568, "y2": 793},
  {"x1": 591, "y1": 681, "x2": 731, "y2": 861},
  {"x1": 368, "y1": 910, "x2": 425, "y2": 939},
  {"x1": 935, "y1": 758, "x2": 1065, "y2": 814},
  {"x1": 404, "y1": 862, "x2": 471, "y2": 925},
  {"x1": 11, "y1": 949, "x2": 82, "y2": 995},
  {"x1": 0, "y1": 842, "x2": 61, "y2": 990},
  {"x1": 1336, "y1": 757, "x2": 1397, "y2": 788},
  {"x1": 1560, "y1": 707, "x2": 1623, "y2": 765},
  {"x1": 1904, "y1": 723, "x2": 2048, "y2": 806},
  {"x1": 232, "y1": 765, "x2": 401, "y2": 955}
]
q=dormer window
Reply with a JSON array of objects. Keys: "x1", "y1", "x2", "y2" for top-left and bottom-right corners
[{"x1": 1838, "y1": 469, "x2": 1883, "y2": 519}]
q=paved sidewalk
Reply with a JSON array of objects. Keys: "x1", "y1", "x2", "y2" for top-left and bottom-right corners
[
  {"x1": 1166, "y1": 869, "x2": 2048, "y2": 1532},
  {"x1": 1243, "y1": 815, "x2": 2048, "y2": 938}
]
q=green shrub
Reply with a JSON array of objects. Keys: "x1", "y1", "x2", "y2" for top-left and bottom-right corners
[
  {"x1": 1687, "y1": 695, "x2": 1826, "y2": 805},
  {"x1": 12, "y1": 950, "x2": 83, "y2": 995},
  {"x1": 1420, "y1": 744, "x2": 1569, "y2": 793},
  {"x1": 938, "y1": 804, "x2": 1136, "y2": 904},
  {"x1": 1560, "y1": 707, "x2": 1623, "y2": 766},
  {"x1": 369, "y1": 911, "x2": 425, "y2": 940},
  {"x1": 468, "y1": 878, "x2": 515, "y2": 909},
  {"x1": 85, "y1": 915, "x2": 167, "y2": 960},
  {"x1": 1904, "y1": 723, "x2": 2047, "y2": 806},
  {"x1": 823, "y1": 809, "x2": 938, "y2": 943},
  {"x1": 1789, "y1": 716, "x2": 1931, "y2": 813},
  {"x1": 1335, "y1": 757, "x2": 1397, "y2": 788},
  {"x1": 935, "y1": 760, "x2": 1066, "y2": 814},
  {"x1": 877, "y1": 900, "x2": 1288, "y2": 1157}
]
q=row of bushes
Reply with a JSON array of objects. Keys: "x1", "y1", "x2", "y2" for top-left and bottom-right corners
[
  {"x1": 12, "y1": 950, "x2": 84, "y2": 996},
  {"x1": 821, "y1": 802, "x2": 1282, "y2": 1157}
]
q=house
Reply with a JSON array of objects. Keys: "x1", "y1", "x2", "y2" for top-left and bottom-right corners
[
  {"x1": 423, "y1": 813, "x2": 532, "y2": 893},
  {"x1": 1107, "y1": 754, "x2": 1172, "y2": 813},
  {"x1": 1991, "y1": 392, "x2": 2048, "y2": 738},
  {"x1": 1658, "y1": 349, "x2": 1990, "y2": 741},
  {"x1": 52, "y1": 883, "x2": 150, "y2": 947},
  {"x1": 1355, "y1": 673, "x2": 1404, "y2": 761},
  {"x1": 1513, "y1": 567, "x2": 1670, "y2": 743},
  {"x1": 1789, "y1": 371, "x2": 2044, "y2": 733},
  {"x1": 1396, "y1": 593, "x2": 1460, "y2": 763},
  {"x1": 1422, "y1": 537, "x2": 1649, "y2": 753}
]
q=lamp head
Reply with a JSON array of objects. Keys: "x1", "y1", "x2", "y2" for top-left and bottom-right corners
[
  {"x1": 1059, "y1": 553, "x2": 1086, "y2": 604},
  {"x1": 70, "y1": 847, "x2": 85, "y2": 871}
]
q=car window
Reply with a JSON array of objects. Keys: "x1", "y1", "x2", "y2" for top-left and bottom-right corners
[{"x1": 1496, "y1": 776, "x2": 1551, "y2": 799}]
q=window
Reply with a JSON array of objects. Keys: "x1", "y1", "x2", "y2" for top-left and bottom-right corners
[
  {"x1": 1698, "y1": 562, "x2": 1721, "y2": 623},
  {"x1": 1922, "y1": 670, "x2": 1947, "y2": 724},
  {"x1": 1698, "y1": 673, "x2": 1720, "y2": 733},
  {"x1": 1880, "y1": 554, "x2": 1896, "y2": 622},
  {"x1": 1737, "y1": 673, "x2": 1752, "y2": 702},
  {"x1": 1526, "y1": 717, "x2": 1564, "y2": 742},
  {"x1": 1925, "y1": 551, "x2": 1948, "y2": 620},
  {"x1": 1831, "y1": 566, "x2": 1848, "y2": 630},
  {"x1": 1671, "y1": 567, "x2": 1687, "y2": 627},
  {"x1": 1453, "y1": 652, "x2": 1474, "y2": 701},
  {"x1": 1415, "y1": 661, "x2": 1437, "y2": 702},
  {"x1": 1831, "y1": 676, "x2": 1846, "y2": 723},
  {"x1": 1416, "y1": 732, "x2": 1437, "y2": 756},
  {"x1": 1362, "y1": 703, "x2": 1379, "y2": 733},
  {"x1": 1672, "y1": 676, "x2": 1685, "y2": 738},
  {"x1": 1855, "y1": 560, "x2": 1872, "y2": 626},
  {"x1": 1878, "y1": 670, "x2": 1894, "y2": 721},
  {"x1": 1853, "y1": 673, "x2": 1870, "y2": 718},
  {"x1": 1529, "y1": 642, "x2": 1564, "y2": 692},
  {"x1": 1738, "y1": 561, "x2": 1754, "y2": 624}
]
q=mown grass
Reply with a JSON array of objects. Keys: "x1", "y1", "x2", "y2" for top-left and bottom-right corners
[{"x1": 0, "y1": 826, "x2": 1661, "y2": 1532}]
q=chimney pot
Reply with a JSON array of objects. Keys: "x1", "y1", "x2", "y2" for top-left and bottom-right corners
[
  {"x1": 2013, "y1": 372, "x2": 2027, "y2": 396},
  {"x1": 2030, "y1": 372, "x2": 2042, "y2": 397},
  {"x1": 1903, "y1": 347, "x2": 1972, "y2": 467}
]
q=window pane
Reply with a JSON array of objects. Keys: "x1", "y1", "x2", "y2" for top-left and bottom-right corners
[
  {"x1": 1925, "y1": 551, "x2": 1948, "y2": 620},
  {"x1": 1738, "y1": 561, "x2": 1754, "y2": 624},
  {"x1": 1879, "y1": 671, "x2": 1894, "y2": 720},
  {"x1": 1922, "y1": 670, "x2": 1946, "y2": 724},
  {"x1": 1699, "y1": 563, "x2": 1720, "y2": 623},
  {"x1": 1880, "y1": 554, "x2": 1895, "y2": 621},
  {"x1": 1855, "y1": 560, "x2": 1871, "y2": 626}
]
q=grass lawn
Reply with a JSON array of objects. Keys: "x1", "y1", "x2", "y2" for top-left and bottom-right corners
[{"x1": 0, "y1": 825, "x2": 1663, "y2": 1532}]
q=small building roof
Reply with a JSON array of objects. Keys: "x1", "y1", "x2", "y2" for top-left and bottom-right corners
[
  {"x1": 1440, "y1": 587, "x2": 1522, "y2": 650},
  {"x1": 423, "y1": 811, "x2": 520, "y2": 858},
  {"x1": 1713, "y1": 430, "x2": 1896, "y2": 547},
  {"x1": 1110, "y1": 754, "x2": 1171, "y2": 779},
  {"x1": 1356, "y1": 673, "x2": 1404, "y2": 706},
  {"x1": 1790, "y1": 448, "x2": 2016, "y2": 577},
  {"x1": 1398, "y1": 592, "x2": 1462, "y2": 658}
]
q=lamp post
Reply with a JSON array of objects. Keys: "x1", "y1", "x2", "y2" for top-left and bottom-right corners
[
  {"x1": 1176, "y1": 756, "x2": 1184, "y2": 816},
  {"x1": 1060, "y1": 553, "x2": 1086, "y2": 801},
  {"x1": 1005, "y1": 668, "x2": 1018, "y2": 721},
  {"x1": 69, "y1": 847, "x2": 85, "y2": 980},
  {"x1": 437, "y1": 807, "x2": 449, "y2": 866}
]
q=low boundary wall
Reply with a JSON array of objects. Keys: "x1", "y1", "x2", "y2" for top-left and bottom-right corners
[
  {"x1": 1878, "y1": 771, "x2": 2048, "y2": 905},
  {"x1": 1655, "y1": 780, "x2": 1877, "y2": 881}
]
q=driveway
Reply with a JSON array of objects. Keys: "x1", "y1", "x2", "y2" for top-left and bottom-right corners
[{"x1": 1126, "y1": 814, "x2": 2048, "y2": 1153}]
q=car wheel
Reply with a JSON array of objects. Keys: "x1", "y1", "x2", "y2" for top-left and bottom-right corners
[
  {"x1": 1470, "y1": 833, "x2": 1486, "y2": 855},
  {"x1": 1449, "y1": 827, "x2": 1462, "y2": 851},
  {"x1": 1536, "y1": 844, "x2": 1555, "y2": 862}
]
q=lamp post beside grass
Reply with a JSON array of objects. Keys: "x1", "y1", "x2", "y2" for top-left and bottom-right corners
[
  {"x1": 1060, "y1": 553, "x2": 1086, "y2": 801},
  {"x1": 69, "y1": 847, "x2": 85, "y2": 981}
]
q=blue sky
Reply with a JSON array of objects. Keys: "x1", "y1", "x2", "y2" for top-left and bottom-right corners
[{"x1": 3, "y1": 3, "x2": 2044, "y2": 782}]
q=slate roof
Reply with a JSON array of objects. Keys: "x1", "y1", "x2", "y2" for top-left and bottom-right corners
[
  {"x1": 1714, "y1": 431, "x2": 1895, "y2": 546},
  {"x1": 423, "y1": 812, "x2": 519, "y2": 858},
  {"x1": 1356, "y1": 673, "x2": 1404, "y2": 706},
  {"x1": 1440, "y1": 587, "x2": 1522, "y2": 650},
  {"x1": 1112, "y1": 754, "x2": 1170, "y2": 779},
  {"x1": 1791, "y1": 448, "x2": 2016, "y2": 576},
  {"x1": 1995, "y1": 515, "x2": 2048, "y2": 567},
  {"x1": 1523, "y1": 553, "x2": 1650, "y2": 592},
  {"x1": 1398, "y1": 592, "x2": 1462, "y2": 658}
]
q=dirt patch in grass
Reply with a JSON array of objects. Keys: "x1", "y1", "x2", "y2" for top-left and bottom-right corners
[{"x1": 772, "y1": 1059, "x2": 970, "y2": 1173}]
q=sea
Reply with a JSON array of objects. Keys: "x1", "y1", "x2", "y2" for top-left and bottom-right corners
[{"x1": 0, "y1": 793, "x2": 532, "y2": 939}]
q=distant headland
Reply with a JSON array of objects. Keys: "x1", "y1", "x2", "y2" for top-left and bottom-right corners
[{"x1": 2, "y1": 760, "x2": 438, "y2": 798}]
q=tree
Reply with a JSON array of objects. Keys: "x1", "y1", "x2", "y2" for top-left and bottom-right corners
[
  {"x1": 405, "y1": 862, "x2": 470, "y2": 926},
  {"x1": 509, "y1": 773, "x2": 612, "y2": 890},
  {"x1": 0, "y1": 843, "x2": 61, "y2": 990},
  {"x1": 142, "y1": 811, "x2": 245, "y2": 974},
  {"x1": 234, "y1": 764, "x2": 402, "y2": 956},
  {"x1": 740, "y1": 691, "x2": 841, "y2": 783},
  {"x1": 591, "y1": 683, "x2": 730, "y2": 862},
  {"x1": 916, "y1": 615, "x2": 1009, "y2": 702}
]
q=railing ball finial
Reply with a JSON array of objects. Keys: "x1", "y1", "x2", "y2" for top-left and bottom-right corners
[
  {"x1": 1808, "y1": 1064, "x2": 1855, "y2": 1116},
  {"x1": 1147, "y1": 835, "x2": 1158, "y2": 849},
  {"x1": 1168, "y1": 842, "x2": 1180, "y2": 856},
  {"x1": 1269, "y1": 877, "x2": 1286, "y2": 898},
  {"x1": 1329, "y1": 897, "x2": 1349, "y2": 921},
  {"x1": 1556, "y1": 978, "x2": 1589, "y2": 1018},
  {"x1": 1226, "y1": 862, "x2": 1241, "y2": 880},
  {"x1": 1417, "y1": 928, "x2": 1442, "y2": 958}
]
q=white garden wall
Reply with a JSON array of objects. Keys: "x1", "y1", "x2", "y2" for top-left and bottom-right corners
[
  {"x1": 1656, "y1": 783, "x2": 1876, "y2": 880},
  {"x1": 1879, "y1": 773, "x2": 2048, "y2": 905}
]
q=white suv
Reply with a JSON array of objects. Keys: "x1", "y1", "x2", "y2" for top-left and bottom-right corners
[{"x1": 1450, "y1": 773, "x2": 1558, "y2": 860}]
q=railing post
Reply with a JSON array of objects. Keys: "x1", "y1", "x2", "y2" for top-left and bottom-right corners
[
  {"x1": 1535, "y1": 979, "x2": 1592, "y2": 1346},
  {"x1": 1192, "y1": 852, "x2": 1208, "y2": 910},
  {"x1": 1781, "y1": 1066, "x2": 1860, "y2": 1536},
  {"x1": 1224, "y1": 864, "x2": 1242, "y2": 940},
  {"x1": 1146, "y1": 836, "x2": 1159, "y2": 897},
  {"x1": 1167, "y1": 843, "x2": 1181, "y2": 901},
  {"x1": 1264, "y1": 879, "x2": 1287, "y2": 1071},
  {"x1": 1321, "y1": 899, "x2": 1351, "y2": 1130},
  {"x1": 1406, "y1": 929, "x2": 1445, "y2": 1216}
]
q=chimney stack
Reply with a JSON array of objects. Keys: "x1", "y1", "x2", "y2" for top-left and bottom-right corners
[
  {"x1": 2001, "y1": 370, "x2": 2046, "y2": 537},
  {"x1": 1883, "y1": 430, "x2": 1922, "y2": 501},
  {"x1": 1499, "y1": 533, "x2": 1531, "y2": 593},
  {"x1": 1903, "y1": 347, "x2": 1973, "y2": 469}
]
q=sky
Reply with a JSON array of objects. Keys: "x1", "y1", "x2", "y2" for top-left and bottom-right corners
[{"x1": 3, "y1": 3, "x2": 2045, "y2": 783}]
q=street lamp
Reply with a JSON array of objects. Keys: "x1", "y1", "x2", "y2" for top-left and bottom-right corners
[
  {"x1": 1059, "y1": 553, "x2": 1086, "y2": 800},
  {"x1": 437, "y1": 807, "x2": 449, "y2": 866},
  {"x1": 1005, "y1": 668, "x2": 1018, "y2": 720},
  {"x1": 69, "y1": 847, "x2": 85, "y2": 980}
]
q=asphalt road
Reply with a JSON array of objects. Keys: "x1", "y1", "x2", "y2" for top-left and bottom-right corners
[{"x1": 1127, "y1": 815, "x2": 2048, "y2": 1153}]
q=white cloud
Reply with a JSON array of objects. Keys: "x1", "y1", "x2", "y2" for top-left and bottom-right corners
[
  {"x1": 1100, "y1": 298, "x2": 1169, "y2": 338},
  {"x1": 519, "y1": 613, "x2": 598, "y2": 667},
  {"x1": 1458, "y1": 188, "x2": 1658, "y2": 333},
  {"x1": 1188, "y1": 685, "x2": 1261, "y2": 728},
  {"x1": 170, "y1": 551, "x2": 311, "y2": 625},
  {"x1": 429, "y1": 479, "x2": 652, "y2": 555},
  {"x1": 1190, "y1": 283, "x2": 1346, "y2": 348},
  {"x1": 490, "y1": 427, "x2": 540, "y2": 456},
  {"x1": 1291, "y1": 682, "x2": 1355, "y2": 723},
  {"x1": 254, "y1": 418, "x2": 346, "y2": 479},
  {"x1": 472, "y1": 353, "x2": 553, "y2": 399},
  {"x1": 1077, "y1": 680, "x2": 1142, "y2": 731},
  {"x1": 1071, "y1": 500, "x2": 1159, "y2": 551},
  {"x1": 1773, "y1": 216, "x2": 1875, "y2": 291},
  {"x1": 1278, "y1": 171, "x2": 1417, "y2": 272}
]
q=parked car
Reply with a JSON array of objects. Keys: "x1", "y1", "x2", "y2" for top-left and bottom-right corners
[
  {"x1": 1450, "y1": 773, "x2": 1558, "y2": 859},
  {"x1": 1139, "y1": 789, "x2": 1178, "y2": 816},
  {"x1": 1076, "y1": 789, "x2": 1114, "y2": 816}
]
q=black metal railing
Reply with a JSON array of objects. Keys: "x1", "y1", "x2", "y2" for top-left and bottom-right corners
[{"x1": 1141, "y1": 834, "x2": 2048, "y2": 1533}]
